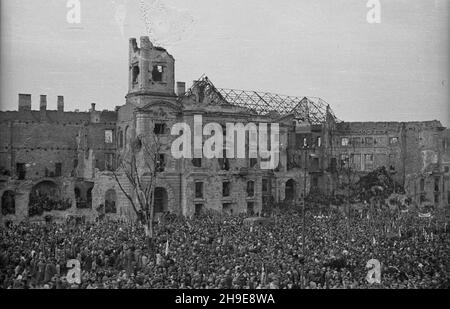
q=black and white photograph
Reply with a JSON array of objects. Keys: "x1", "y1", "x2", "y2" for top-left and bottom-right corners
[{"x1": 0, "y1": 0, "x2": 449, "y2": 297}]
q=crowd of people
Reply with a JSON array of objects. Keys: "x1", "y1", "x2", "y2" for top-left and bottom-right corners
[{"x1": 0, "y1": 205, "x2": 449, "y2": 289}]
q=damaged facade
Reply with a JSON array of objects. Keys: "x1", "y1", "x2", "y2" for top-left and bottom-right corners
[{"x1": 1, "y1": 36, "x2": 449, "y2": 223}]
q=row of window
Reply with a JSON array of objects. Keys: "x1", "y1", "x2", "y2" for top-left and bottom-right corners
[
  {"x1": 337, "y1": 153, "x2": 400, "y2": 172},
  {"x1": 131, "y1": 64, "x2": 165, "y2": 85},
  {"x1": 194, "y1": 201, "x2": 256, "y2": 217},
  {"x1": 295, "y1": 135, "x2": 322, "y2": 148},
  {"x1": 194, "y1": 179, "x2": 271, "y2": 199},
  {"x1": 340, "y1": 136, "x2": 399, "y2": 147},
  {"x1": 192, "y1": 157, "x2": 258, "y2": 169},
  {"x1": 15, "y1": 163, "x2": 63, "y2": 180}
]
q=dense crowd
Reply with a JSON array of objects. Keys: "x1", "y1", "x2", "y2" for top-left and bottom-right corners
[{"x1": 1, "y1": 206, "x2": 449, "y2": 289}]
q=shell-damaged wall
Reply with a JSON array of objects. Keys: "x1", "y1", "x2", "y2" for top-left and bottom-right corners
[
  {"x1": 333, "y1": 121, "x2": 449, "y2": 207},
  {"x1": 1, "y1": 37, "x2": 449, "y2": 224}
]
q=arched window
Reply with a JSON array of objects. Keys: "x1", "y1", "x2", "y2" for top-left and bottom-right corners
[
  {"x1": 132, "y1": 65, "x2": 140, "y2": 84},
  {"x1": 29, "y1": 181, "x2": 67, "y2": 217},
  {"x1": 285, "y1": 179, "x2": 295, "y2": 201},
  {"x1": 1, "y1": 191, "x2": 15, "y2": 215}
]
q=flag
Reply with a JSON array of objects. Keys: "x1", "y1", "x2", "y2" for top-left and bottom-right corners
[
  {"x1": 372, "y1": 236, "x2": 376, "y2": 245},
  {"x1": 423, "y1": 228, "x2": 428, "y2": 242},
  {"x1": 418, "y1": 212, "x2": 431, "y2": 218},
  {"x1": 250, "y1": 226, "x2": 253, "y2": 233},
  {"x1": 165, "y1": 239, "x2": 169, "y2": 256}
]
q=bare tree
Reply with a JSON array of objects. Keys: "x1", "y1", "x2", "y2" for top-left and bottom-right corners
[{"x1": 112, "y1": 133, "x2": 164, "y2": 254}]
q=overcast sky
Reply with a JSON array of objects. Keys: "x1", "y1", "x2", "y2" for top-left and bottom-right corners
[{"x1": 1, "y1": 0, "x2": 449, "y2": 126}]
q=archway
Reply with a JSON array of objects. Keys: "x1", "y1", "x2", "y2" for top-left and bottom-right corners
[
  {"x1": 285, "y1": 179, "x2": 295, "y2": 202},
  {"x1": 105, "y1": 189, "x2": 117, "y2": 214},
  {"x1": 1, "y1": 191, "x2": 16, "y2": 215},
  {"x1": 154, "y1": 187, "x2": 168, "y2": 215},
  {"x1": 29, "y1": 181, "x2": 63, "y2": 216},
  {"x1": 74, "y1": 181, "x2": 94, "y2": 209}
]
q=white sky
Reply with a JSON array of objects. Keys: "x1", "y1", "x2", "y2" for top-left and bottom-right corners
[{"x1": 1, "y1": 0, "x2": 449, "y2": 126}]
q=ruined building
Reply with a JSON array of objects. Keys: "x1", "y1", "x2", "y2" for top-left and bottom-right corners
[{"x1": 1, "y1": 36, "x2": 449, "y2": 223}]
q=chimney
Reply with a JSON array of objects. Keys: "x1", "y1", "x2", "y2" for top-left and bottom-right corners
[
  {"x1": 91, "y1": 103, "x2": 96, "y2": 112},
  {"x1": 40, "y1": 95, "x2": 47, "y2": 111},
  {"x1": 176, "y1": 82, "x2": 186, "y2": 97},
  {"x1": 18, "y1": 94, "x2": 32, "y2": 111},
  {"x1": 57, "y1": 96, "x2": 64, "y2": 112}
]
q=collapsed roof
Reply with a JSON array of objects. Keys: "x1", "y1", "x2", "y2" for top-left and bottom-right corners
[{"x1": 181, "y1": 76, "x2": 338, "y2": 124}]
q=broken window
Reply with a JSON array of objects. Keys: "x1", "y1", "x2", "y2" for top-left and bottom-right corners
[
  {"x1": 222, "y1": 203, "x2": 232, "y2": 215},
  {"x1": 311, "y1": 157, "x2": 320, "y2": 171},
  {"x1": 247, "y1": 202, "x2": 254, "y2": 216},
  {"x1": 448, "y1": 191, "x2": 450, "y2": 204},
  {"x1": 195, "y1": 204, "x2": 204, "y2": 217},
  {"x1": 223, "y1": 181, "x2": 231, "y2": 197},
  {"x1": 105, "y1": 154, "x2": 115, "y2": 171},
  {"x1": 192, "y1": 158, "x2": 202, "y2": 168},
  {"x1": 219, "y1": 150, "x2": 230, "y2": 171},
  {"x1": 434, "y1": 192, "x2": 440, "y2": 204},
  {"x1": 340, "y1": 154, "x2": 350, "y2": 169},
  {"x1": 262, "y1": 179, "x2": 269, "y2": 193},
  {"x1": 156, "y1": 154, "x2": 166, "y2": 172},
  {"x1": 434, "y1": 177, "x2": 440, "y2": 192},
  {"x1": 330, "y1": 158, "x2": 337, "y2": 172},
  {"x1": 105, "y1": 189, "x2": 117, "y2": 214},
  {"x1": 317, "y1": 137, "x2": 322, "y2": 147},
  {"x1": 341, "y1": 138, "x2": 349, "y2": 147},
  {"x1": 350, "y1": 154, "x2": 361, "y2": 171},
  {"x1": 445, "y1": 166, "x2": 449, "y2": 173},
  {"x1": 351, "y1": 137, "x2": 361, "y2": 147},
  {"x1": 420, "y1": 178, "x2": 425, "y2": 192},
  {"x1": 249, "y1": 158, "x2": 258, "y2": 168},
  {"x1": 152, "y1": 65, "x2": 164, "y2": 82},
  {"x1": 74, "y1": 187, "x2": 83, "y2": 208},
  {"x1": 374, "y1": 136, "x2": 385, "y2": 146},
  {"x1": 154, "y1": 123, "x2": 166, "y2": 135},
  {"x1": 132, "y1": 65, "x2": 140, "y2": 84},
  {"x1": 16, "y1": 163, "x2": 26, "y2": 180},
  {"x1": 195, "y1": 182, "x2": 204, "y2": 199},
  {"x1": 389, "y1": 137, "x2": 399, "y2": 145},
  {"x1": 365, "y1": 137, "x2": 374, "y2": 146},
  {"x1": 55, "y1": 163, "x2": 62, "y2": 177},
  {"x1": 364, "y1": 154, "x2": 374, "y2": 171},
  {"x1": 1, "y1": 191, "x2": 15, "y2": 215},
  {"x1": 105, "y1": 130, "x2": 114, "y2": 144},
  {"x1": 247, "y1": 181, "x2": 255, "y2": 197},
  {"x1": 312, "y1": 176, "x2": 319, "y2": 188},
  {"x1": 389, "y1": 154, "x2": 397, "y2": 163}
]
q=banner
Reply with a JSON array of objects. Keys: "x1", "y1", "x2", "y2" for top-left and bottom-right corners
[{"x1": 418, "y1": 213, "x2": 432, "y2": 218}]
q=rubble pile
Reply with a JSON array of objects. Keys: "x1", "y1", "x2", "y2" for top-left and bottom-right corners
[{"x1": 355, "y1": 167, "x2": 404, "y2": 202}]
